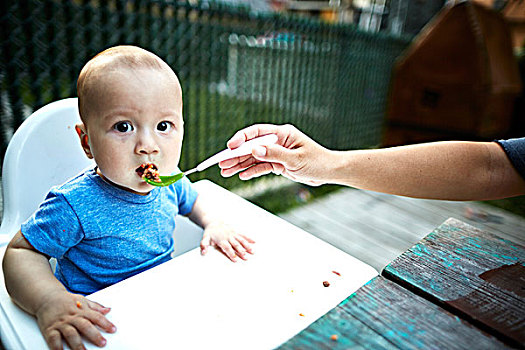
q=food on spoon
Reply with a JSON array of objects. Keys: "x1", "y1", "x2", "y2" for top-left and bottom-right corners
[{"x1": 136, "y1": 163, "x2": 161, "y2": 183}]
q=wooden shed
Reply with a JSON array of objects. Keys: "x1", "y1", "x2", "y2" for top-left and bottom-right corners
[{"x1": 384, "y1": 0, "x2": 522, "y2": 146}]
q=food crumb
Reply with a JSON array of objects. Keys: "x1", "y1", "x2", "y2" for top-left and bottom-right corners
[
  {"x1": 330, "y1": 334, "x2": 338, "y2": 341},
  {"x1": 299, "y1": 313, "x2": 305, "y2": 317},
  {"x1": 76, "y1": 301, "x2": 82, "y2": 309},
  {"x1": 332, "y1": 270, "x2": 341, "y2": 276},
  {"x1": 323, "y1": 281, "x2": 330, "y2": 287}
]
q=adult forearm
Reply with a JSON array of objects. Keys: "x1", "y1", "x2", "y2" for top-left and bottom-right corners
[
  {"x1": 3, "y1": 246, "x2": 66, "y2": 315},
  {"x1": 328, "y1": 141, "x2": 525, "y2": 200}
]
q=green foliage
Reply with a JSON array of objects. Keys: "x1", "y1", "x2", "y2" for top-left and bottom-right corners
[{"x1": 245, "y1": 181, "x2": 344, "y2": 214}]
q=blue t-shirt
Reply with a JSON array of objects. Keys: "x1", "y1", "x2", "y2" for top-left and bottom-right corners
[
  {"x1": 21, "y1": 168, "x2": 199, "y2": 295},
  {"x1": 497, "y1": 137, "x2": 525, "y2": 179}
]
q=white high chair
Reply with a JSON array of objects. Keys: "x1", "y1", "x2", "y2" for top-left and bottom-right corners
[
  {"x1": 0, "y1": 98, "x2": 202, "y2": 254},
  {"x1": 0, "y1": 98, "x2": 93, "y2": 246}
]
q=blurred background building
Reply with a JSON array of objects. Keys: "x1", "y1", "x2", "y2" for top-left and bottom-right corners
[
  {"x1": 192, "y1": 0, "x2": 524, "y2": 45},
  {"x1": 385, "y1": 0, "x2": 523, "y2": 145}
]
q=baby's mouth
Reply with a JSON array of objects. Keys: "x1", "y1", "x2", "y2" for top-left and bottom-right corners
[{"x1": 136, "y1": 163, "x2": 161, "y2": 183}]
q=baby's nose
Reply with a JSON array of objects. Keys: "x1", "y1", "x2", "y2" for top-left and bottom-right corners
[{"x1": 136, "y1": 133, "x2": 159, "y2": 154}]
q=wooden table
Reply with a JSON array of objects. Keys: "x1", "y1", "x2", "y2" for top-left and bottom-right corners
[{"x1": 280, "y1": 217, "x2": 525, "y2": 349}]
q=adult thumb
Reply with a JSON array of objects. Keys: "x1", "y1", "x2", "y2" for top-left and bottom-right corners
[{"x1": 253, "y1": 144, "x2": 295, "y2": 167}]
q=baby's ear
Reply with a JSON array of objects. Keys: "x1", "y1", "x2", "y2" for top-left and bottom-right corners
[{"x1": 75, "y1": 123, "x2": 93, "y2": 159}]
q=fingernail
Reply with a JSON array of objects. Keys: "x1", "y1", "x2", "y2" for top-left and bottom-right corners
[{"x1": 253, "y1": 146, "x2": 266, "y2": 157}]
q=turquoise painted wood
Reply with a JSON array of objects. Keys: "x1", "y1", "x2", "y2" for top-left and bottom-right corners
[
  {"x1": 383, "y1": 218, "x2": 525, "y2": 348},
  {"x1": 279, "y1": 276, "x2": 507, "y2": 349}
]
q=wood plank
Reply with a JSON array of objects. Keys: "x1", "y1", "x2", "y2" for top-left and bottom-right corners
[
  {"x1": 280, "y1": 188, "x2": 525, "y2": 272},
  {"x1": 279, "y1": 276, "x2": 508, "y2": 349},
  {"x1": 364, "y1": 191, "x2": 525, "y2": 245},
  {"x1": 428, "y1": 201, "x2": 525, "y2": 244},
  {"x1": 280, "y1": 206, "x2": 395, "y2": 271},
  {"x1": 282, "y1": 189, "x2": 427, "y2": 245},
  {"x1": 383, "y1": 218, "x2": 525, "y2": 348},
  {"x1": 308, "y1": 192, "x2": 428, "y2": 247},
  {"x1": 280, "y1": 204, "x2": 404, "y2": 271},
  {"x1": 283, "y1": 195, "x2": 409, "y2": 255}
]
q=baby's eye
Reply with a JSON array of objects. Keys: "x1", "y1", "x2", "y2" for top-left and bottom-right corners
[
  {"x1": 157, "y1": 121, "x2": 173, "y2": 132},
  {"x1": 114, "y1": 121, "x2": 133, "y2": 133}
]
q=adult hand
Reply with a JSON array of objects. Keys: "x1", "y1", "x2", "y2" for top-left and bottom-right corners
[
  {"x1": 36, "y1": 290, "x2": 116, "y2": 350},
  {"x1": 220, "y1": 124, "x2": 333, "y2": 186}
]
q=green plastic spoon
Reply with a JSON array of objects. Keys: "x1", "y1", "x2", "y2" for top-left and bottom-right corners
[
  {"x1": 144, "y1": 172, "x2": 185, "y2": 187},
  {"x1": 143, "y1": 134, "x2": 278, "y2": 187}
]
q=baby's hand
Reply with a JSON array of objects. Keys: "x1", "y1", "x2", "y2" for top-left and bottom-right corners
[
  {"x1": 200, "y1": 221, "x2": 255, "y2": 262},
  {"x1": 35, "y1": 290, "x2": 116, "y2": 350}
]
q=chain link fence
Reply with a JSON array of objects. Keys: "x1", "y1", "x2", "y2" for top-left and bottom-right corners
[{"x1": 1, "y1": 0, "x2": 410, "y2": 189}]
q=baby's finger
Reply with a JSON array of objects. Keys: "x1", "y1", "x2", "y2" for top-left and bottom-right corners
[
  {"x1": 59, "y1": 324, "x2": 84, "y2": 350},
  {"x1": 86, "y1": 299, "x2": 111, "y2": 315},
  {"x1": 237, "y1": 235, "x2": 255, "y2": 254},
  {"x1": 240, "y1": 234, "x2": 256, "y2": 244},
  {"x1": 229, "y1": 238, "x2": 247, "y2": 260},
  {"x1": 217, "y1": 241, "x2": 238, "y2": 262},
  {"x1": 72, "y1": 317, "x2": 108, "y2": 348},
  {"x1": 85, "y1": 309, "x2": 117, "y2": 334},
  {"x1": 43, "y1": 329, "x2": 63, "y2": 350},
  {"x1": 200, "y1": 233, "x2": 211, "y2": 255}
]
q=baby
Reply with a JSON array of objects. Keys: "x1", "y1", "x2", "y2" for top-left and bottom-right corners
[{"x1": 2, "y1": 45, "x2": 254, "y2": 350}]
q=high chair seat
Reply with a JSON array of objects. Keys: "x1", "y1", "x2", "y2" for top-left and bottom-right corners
[{"x1": 0, "y1": 98, "x2": 94, "y2": 245}]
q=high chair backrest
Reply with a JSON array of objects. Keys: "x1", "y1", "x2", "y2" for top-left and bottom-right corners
[{"x1": 0, "y1": 98, "x2": 94, "y2": 245}]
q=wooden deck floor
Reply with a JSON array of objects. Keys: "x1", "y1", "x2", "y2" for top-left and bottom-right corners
[{"x1": 278, "y1": 188, "x2": 525, "y2": 272}]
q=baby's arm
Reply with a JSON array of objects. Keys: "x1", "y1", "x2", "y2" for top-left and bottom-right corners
[
  {"x1": 2, "y1": 230, "x2": 116, "y2": 350},
  {"x1": 187, "y1": 194, "x2": 255, "y2": 262}
]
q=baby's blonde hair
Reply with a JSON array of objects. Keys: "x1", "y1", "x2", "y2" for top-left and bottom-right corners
[{"x1": 77, "y1": 45, "x2": 178, "y2": 122}]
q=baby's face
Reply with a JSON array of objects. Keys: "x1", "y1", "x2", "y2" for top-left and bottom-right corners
[{"x1": 81, "y1": 67, "x2": 183, "y2": 194}]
